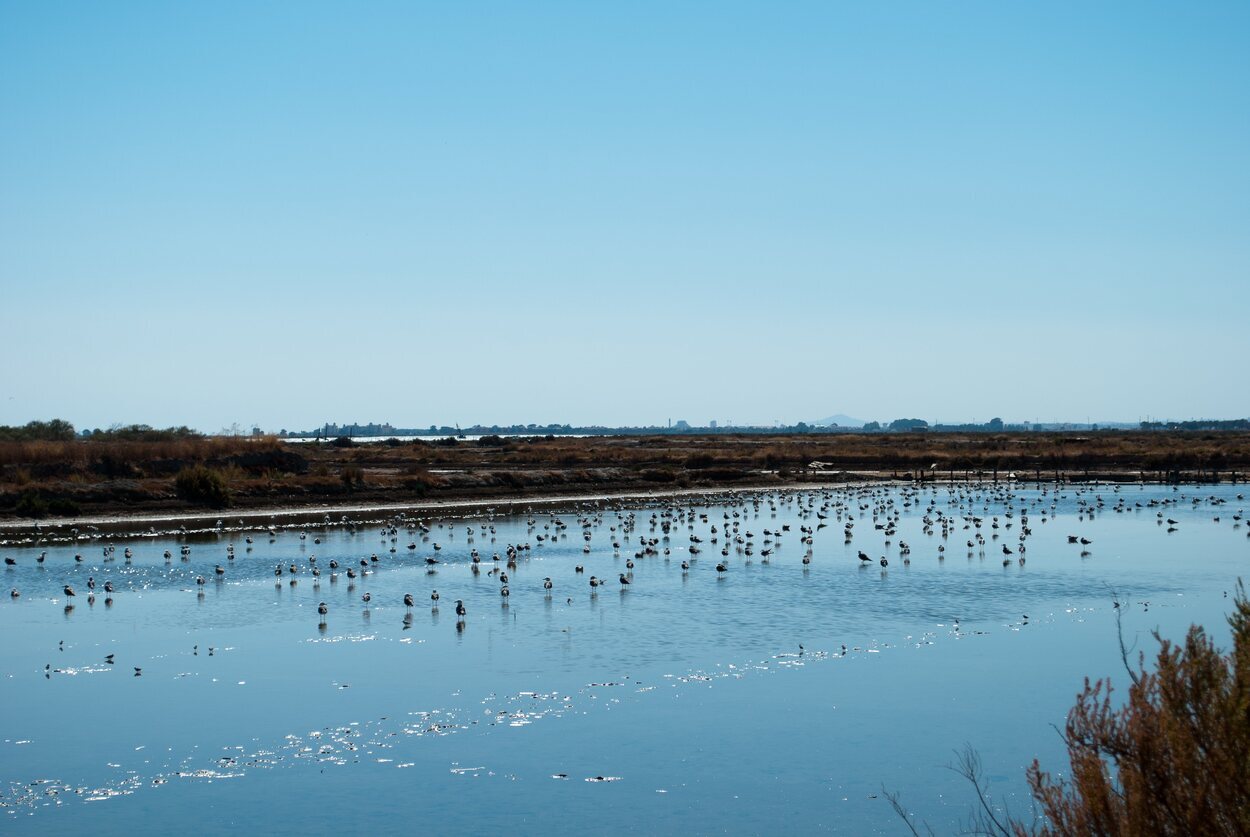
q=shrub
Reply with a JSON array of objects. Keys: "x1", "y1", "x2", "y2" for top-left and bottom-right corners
[
  {"x1": 641, "y1": 468, "x2": 676, "y2": 483},
  {"x1": 0, "y1": 419, "x2": 76, "y2": 442},
  {"x1": 341, "y1": 465, "x2": 364, "y2": 488},
  {"x1": 15, "y1": 490, "x2": 49, "y2": 517},
  {"x1": 1022, "y1": 584, "x2": 1250, "y2": 835},
  {"x1": 891, "y1": 586, "x2": 1250, "y2": 837},
  {"x1": 174, "y1": 466, "x2": 232, "y2": 508},
  {"x1": 13, "y1": 490, "x2": 79, "y2": 518},
  {"x1": 330, "y1": 436, "x2": 355, "y2": 448},
  {"x1": 492, "y1": 470, "x2": 525, "y2": 489}
]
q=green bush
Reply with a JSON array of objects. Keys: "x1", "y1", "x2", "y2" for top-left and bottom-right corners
[
  {"x1": 13, "y1": 490, "x2": 79, "y2": 518},
  {"x1": 174, "y1": 466, "x2": 232, "y2": 507},
  {"x1": 0, "y1": 419, "x2": 76, "y2": 441}
]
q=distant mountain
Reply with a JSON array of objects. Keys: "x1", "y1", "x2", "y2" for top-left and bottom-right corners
[{"x1": 814, "y1": 414, "x2": 866, "y2": 428}]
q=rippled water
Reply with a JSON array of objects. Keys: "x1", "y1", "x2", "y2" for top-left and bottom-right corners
[{"x1": 1, "y1": 483, "x2": 1246, "y2": 834}]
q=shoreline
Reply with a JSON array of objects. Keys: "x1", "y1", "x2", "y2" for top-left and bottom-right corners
[
  {"x1": 5, "y1": 431, "x2": 1246, "y2": 530},
  {"x1": 4, "y1": 467, "x2": 1243, "y2": 543},
  {"x1": 0, "y1": 482, "x2": 836, "y2": 542}
]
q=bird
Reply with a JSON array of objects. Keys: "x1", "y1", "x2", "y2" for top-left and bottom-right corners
[
  {"x1": 619, "y1": 573, "x2": 631, "y2": 586},
  {"x1": 543, "y1": 578, "x2": 553, "y2": 592},
  {"x1": 318, "y1": 602, "x2": 328, "y2": 617},
  {"x1": 431, "y1": 590, "x2": 440, "y2": 605},
  {"x1": 455, "y1": 599, "x2": 466, "y2": 618},
  {"x1": 403, "y1": 593, "x2": 414, "y2": 609},
  {"x1": 63, "y1": 585, "x2": 75, "y2": 597},
  {"x1": 362, "y1": 592, "x2": 371, "y2": 604}
]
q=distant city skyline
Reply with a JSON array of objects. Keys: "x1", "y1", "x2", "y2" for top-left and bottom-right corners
[{"x1": 2, "y1": 3, "x2": 1246, "y2": 430}]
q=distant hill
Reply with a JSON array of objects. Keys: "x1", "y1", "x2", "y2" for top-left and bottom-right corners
[{"x1": 814, "y1": 414, "x2": 866, "y2": 428}]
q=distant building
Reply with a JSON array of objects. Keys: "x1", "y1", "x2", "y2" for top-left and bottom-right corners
[
  {"x1": 674, "y1": 420, "x2": 691, "y2": 430},
  {"x1": 709, "y1": 420, "x2": 718, "y2": 429}
]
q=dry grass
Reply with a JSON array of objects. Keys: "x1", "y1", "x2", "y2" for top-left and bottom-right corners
[{"x1": 1, "y1": 431, "x2": 1247, "y2": 518}]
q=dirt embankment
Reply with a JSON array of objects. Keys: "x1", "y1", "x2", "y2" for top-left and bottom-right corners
[{"x1": 1, "y1": 431, "x2": 1246, "y2": 524}]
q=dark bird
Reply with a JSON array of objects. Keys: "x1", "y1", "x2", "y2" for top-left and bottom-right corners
[
  {"x1": 404, "y1": 593, "x2": 414, "y2": 609},
  {"x1": 63, "y1": 585, "x2": 75, "y2": 597},
  {"x1": 455, "y1": 599, "x2": 466, "y2": 618}
]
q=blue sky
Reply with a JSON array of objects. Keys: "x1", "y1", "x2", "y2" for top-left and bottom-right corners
[{"x1": 2, "y1": 1, "x2": 1247, "y2": 431}]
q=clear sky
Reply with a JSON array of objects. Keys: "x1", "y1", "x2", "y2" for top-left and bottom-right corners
[{"x1": 2, "y1": 1, "x2": 1247, "y2": 432}]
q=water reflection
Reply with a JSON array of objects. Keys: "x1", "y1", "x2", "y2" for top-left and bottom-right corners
[{"x1": 1, "y1": 482, "x2": 1247, "y2": 832}]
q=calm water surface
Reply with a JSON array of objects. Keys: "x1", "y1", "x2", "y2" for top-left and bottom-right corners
[{"x1": 1, "y1": 483, "x2": 1246, "y2": 834}]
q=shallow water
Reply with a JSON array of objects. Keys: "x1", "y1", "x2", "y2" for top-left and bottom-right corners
[{"x1": 1, "y1": 483, "x2": 1246, "y2": 834}]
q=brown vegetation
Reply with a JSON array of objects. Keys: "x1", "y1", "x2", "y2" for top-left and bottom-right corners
[
  {"x1": 0, "y1": 431, "x2": 1247, "y2": 520},
  {"x1": 1021, "y1": 584, "x2": 1250, "y2": 836},
  {"x1": 891, "y1": 586, "x2": 1250, "y2": 836}
]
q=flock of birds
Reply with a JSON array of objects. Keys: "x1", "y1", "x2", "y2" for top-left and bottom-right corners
[{"x1": 4, "y1": 485, "x2": 1246, "y2": 645}]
